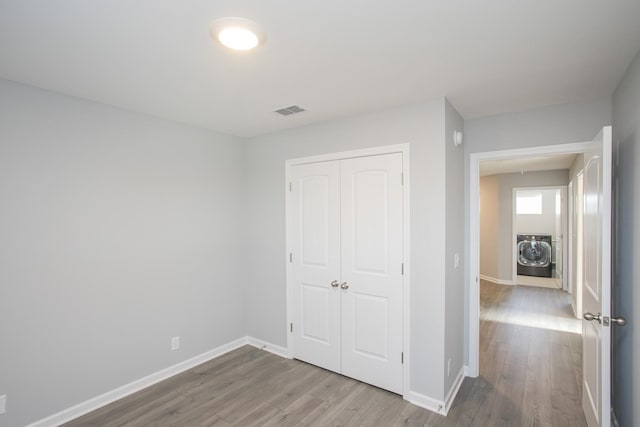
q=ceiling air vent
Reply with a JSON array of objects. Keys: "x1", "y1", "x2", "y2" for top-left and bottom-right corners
[{"x1": 275, "y1": 105, "x2": 306, "y2": 116}]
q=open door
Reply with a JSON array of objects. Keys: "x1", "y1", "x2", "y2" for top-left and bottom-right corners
[{"x1": 581, "y1": 126, "x2": 612, "y2": 427}]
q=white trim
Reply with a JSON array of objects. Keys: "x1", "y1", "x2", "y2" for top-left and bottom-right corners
[
  {"x1": 285, "y1": 143, "x2": 412, "y2": 397},
  {"x1": 463, "y1": 364, "x2": 471, "y2": 377},
  {"x1": 246, "y1": 337, "x2": 289, "y2": 358},
  {"x1": 405, "y1": 391, "x2": 445, "y2": 415},
  {"x1": 401, "y1": 146, "x2": 411, "y2": 397},
  {"x1": 26, "y1": 337, "x2": 249, "y2": 427},
  {"x1": 612, "y1": 408, "x2": 620, "y2": 427},
  {"x1": 469, "y1": 141, "x2": 593, "y2": 378},
  {"x1": 285, "y1": 162, "x2": 294, "y2": 359},
  {"x1": 285, "y1": 143, "x2": 409, "y2": 166},
  {"x1": 561, "y1": 187, "x2": 568, "y2": 292},
  {"x1": 479, "y1": 274, "x2": 514, "y2": 286},
  {"x1": 27, "y1": 331, "x2": 460, "y2": 427},
  {"x1": 443, "y1": 366, "x2": 465, "y2": 415},
  {"x1": 600, "y1": 126, "x2": 613, "y2": 427}
]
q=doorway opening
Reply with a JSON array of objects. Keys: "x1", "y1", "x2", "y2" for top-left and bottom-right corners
[
  {"x1": 469, "y1": 128, "x2": 613, "y2": 426},
  {"x1": 469, "y1": 143, "x2": 591, "y2": 424},
  {"x1": 512, "y1": 186, "x2": 567, "y2": 290},
  {"x1": 469, "y1": 141, "x2": 592, "y2": 376}
]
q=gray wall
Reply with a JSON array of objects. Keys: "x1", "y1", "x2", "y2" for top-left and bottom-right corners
[
  {"x1": 612, "y1": 48, "x2": 640, "y2": 427},
  {"x1": 480, "y1": 171, "x2": 569, "y2": 282},
  {"x1": 444, "y1": 100, "x2": 465, "y2": 394},
  {"x1": 479, "y1": 176, "x2": 499, "y2": 279},
  {"x1": 244, "y1": 99, "x2": 452, "y2": 400},
  {"x1": 0, "y1": 80, "x2": 246, "y2": 427},
  {"x1": 463, "y1": 98, "x2": 612, "y2": 364}
]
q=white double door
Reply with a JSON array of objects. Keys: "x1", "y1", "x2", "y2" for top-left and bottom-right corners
[{"x1": 290, "y1": 153, "x2": 404, "y2": 394}]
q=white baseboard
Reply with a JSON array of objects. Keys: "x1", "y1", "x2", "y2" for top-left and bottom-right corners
[
  {"x1": 480, "y1": 274, "x2": 513, "y2": 286},
  {"x1": 406, "y1": 366, "x2": 466, "y2": 416},
  {"x1": 246, "y1": 336, "x2": 289, "y2": 358},
  {"x1": 405, "y1": 391, "x2": 445, "y2": 415},
  {"x1": 30, "y1": 336, "x2": 465, "y2": 425},
  {"x1": 443, "y1": 367, "x2": 465, "y2": 415},
  {"x1": 27, "y1": 336, "x2": 284, "y2": 427},
  {"x1": 463, "y1": 364, "x2": 473, "y2": 377}
]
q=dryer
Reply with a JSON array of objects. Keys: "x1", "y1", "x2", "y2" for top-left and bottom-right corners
[{"x1": 517, "y1": 234, "x2": 552, "y2": 278}]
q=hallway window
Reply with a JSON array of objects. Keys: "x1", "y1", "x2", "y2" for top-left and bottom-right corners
[{"x1": 516, "y1": 191, "x2": 542, "y2": 214}]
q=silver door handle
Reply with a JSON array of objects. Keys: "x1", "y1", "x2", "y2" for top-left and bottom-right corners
[
  {"x1": 340, "y1": 282, "x2": 349, "y2": 290},
  {"x1": 611, "y1": 316, "x2": 627, "y2": 326},
  {"x1": 583, "y1": 312, "x2": 602, "y2": 323},
  {"x1": 330, "y1": 280, "x2": 339, "y2": 288}
]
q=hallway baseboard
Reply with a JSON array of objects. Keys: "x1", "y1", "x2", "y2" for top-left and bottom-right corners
[{"x1": 479, "y1": 274, "x2": 513, "y2": 285}]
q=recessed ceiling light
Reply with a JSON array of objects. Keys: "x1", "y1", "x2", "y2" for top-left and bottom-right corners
[{"x1": 210, "y1": 17, "x2": 265, "y2": 51}]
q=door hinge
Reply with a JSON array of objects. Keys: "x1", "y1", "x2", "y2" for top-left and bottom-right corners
[
  {"x1": 401, "y1": 263, "x2": 404, "y2": 275},
  {"x1": 289, "y1": 182, "x2": 292, "y2": 192},
  {"x1": 290, "y1": 323, "x2": 293, "y2": 333},
  {"x1": 401, "y1": 173, "x2": 404, "y2": 185},
  {"x1": 289, "y1": 253, "x2": 293, "y2": 263},
  {"x1": 401, "y1": 352, "x2": 404, "y2": 364}
]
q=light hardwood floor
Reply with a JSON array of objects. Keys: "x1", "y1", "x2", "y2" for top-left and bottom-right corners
[{"x1": 63, "y1": 281, "x2": 585, "y2": 426}]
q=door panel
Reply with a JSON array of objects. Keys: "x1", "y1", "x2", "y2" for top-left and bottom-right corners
[
  {"x1": 301, "y1": 284, "x2": 332, "y2": 343},
  {"x1": 353, "y1": 293, "x2": 389, "y2": 360},
  {"x1": 340, "y1": 153, "x2": 404, "y2": 394},
  {"x1": 352, "y1": 170, "x2": 389, "y2": 274},
  {"x1": 291, "y1": 161, "x2": 341, "y2": 372},
  {"x1": 582, "y1": 127, "x2": 612, "y2": 427}
]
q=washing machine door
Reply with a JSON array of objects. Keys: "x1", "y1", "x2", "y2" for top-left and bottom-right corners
[{"x1": 517, "y1": 240, "x2": 551, "y2": 267}]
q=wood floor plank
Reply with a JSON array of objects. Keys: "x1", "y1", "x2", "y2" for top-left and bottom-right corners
[
  {"x1": 392, "y1": 402, "x2": 432, "y2": 427},
  {"x1": 262, "y1": 394, "x2": 324, "y2": 427},
  {"x1": 521, "y1": 327, "x2": 553, "y2": 427}
]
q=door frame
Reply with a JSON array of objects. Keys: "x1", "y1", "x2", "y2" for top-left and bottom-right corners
[
  {"x1": 285, "y1": 143, "x2": 411, "y2": 396},
  {"x1": 510, "y1": 185, "x2": 568, "y2": 287},
  {"x1": 568, "y1": 180, "x2": 574, "y2": 296},
  {"x1": 468, "y1": 141, "x2": 592, "y2": 377}
]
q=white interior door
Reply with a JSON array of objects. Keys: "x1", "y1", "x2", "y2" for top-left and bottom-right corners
[
  {"x1": 291, "y1": 161, "x2": 341, "y2": 373},
  {"x1": 290, "y1": 153, "x2": 404, "y2": 394},
  {"x1": 340, "y1": 153, "x2": 404, "y2": 394},
  {"x1": 582, "y1": 126, "x2": 612, "y2": 427}
]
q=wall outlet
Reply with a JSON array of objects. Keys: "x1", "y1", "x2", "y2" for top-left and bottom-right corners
[
  {"x1": 171, "y1": 336, "x2": 180, "y2": 351},
  {"x1": 0, "y1": 394, "x2": 6, "y2": 414},
  {"x1": 447, "y1": 358, "x2": 452, "y2": 377},
  {"x1": 453, "y1": 253, "x2": 460, "y2": 269}
]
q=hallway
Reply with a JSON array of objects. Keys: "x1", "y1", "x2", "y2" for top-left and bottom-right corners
[{"x1": 459, "y1": 280, "x2": 586, "y2": 425}]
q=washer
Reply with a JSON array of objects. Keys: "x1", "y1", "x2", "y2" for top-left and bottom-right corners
[{"x1": 517, "y1": 234, "x2": 552, "y2": 278}]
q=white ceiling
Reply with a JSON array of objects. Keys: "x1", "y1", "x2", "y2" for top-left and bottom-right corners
[
  {"x1": 1, "y1": 1, "x2": 639, "y2": 137},
  {"x1": 480, "y1": 154, "x2": 577, "y2": 176}
]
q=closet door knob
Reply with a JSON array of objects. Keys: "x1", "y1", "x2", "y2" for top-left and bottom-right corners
[
  {"x1": 330, "y1": 280, "x2": 339, "y2": 288},
  {"x1": 340, "y1": 282, "x2": 349, "y2": 290}
]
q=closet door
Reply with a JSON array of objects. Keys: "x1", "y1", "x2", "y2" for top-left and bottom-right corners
[
  {"x1": 340, "y1": 153, "x2": 404, "y2": 394},
  {"x1": 290, "y1": 161, "x2": 341, "y2": 372}
]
